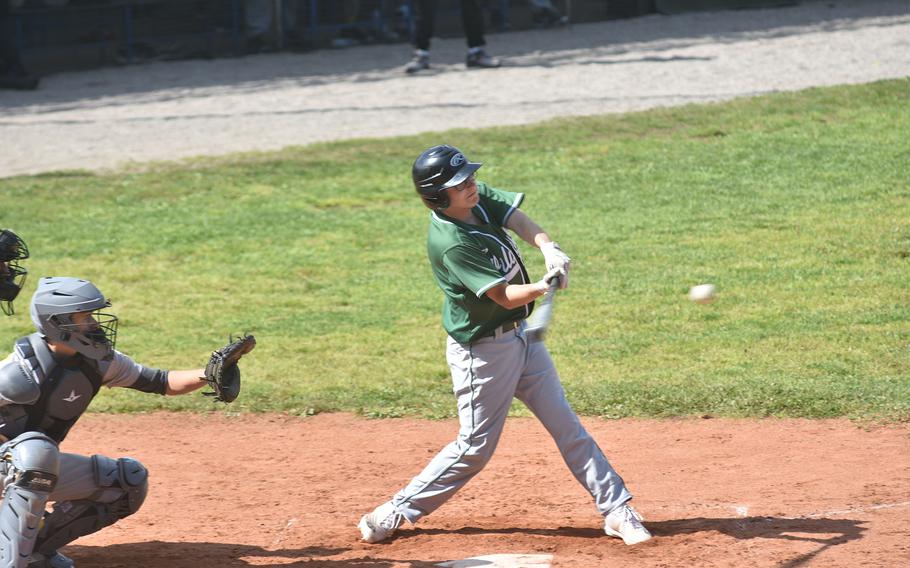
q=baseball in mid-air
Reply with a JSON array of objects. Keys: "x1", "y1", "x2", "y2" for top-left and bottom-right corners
[{"x1": 688, "y1": 283, "x2": 716, "y2": 304}]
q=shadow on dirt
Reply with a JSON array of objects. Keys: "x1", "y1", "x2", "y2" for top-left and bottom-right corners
[
  {"x1": 63, "y1": 516, "x2": 865, "y2": 567},
  {"x1": 649, "y1": 516, "x2": 866, "y2": 567},
  {"x1": 398, "y1": 515, "x2": 865, "y2": 567},
  {"x1": 64, "y1": 541, "x2": 447, "y2": 568}
]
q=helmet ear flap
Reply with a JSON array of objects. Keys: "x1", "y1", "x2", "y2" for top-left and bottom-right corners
[{"x1": 422, "y1": 190, "x2": 450, "y2": 210}]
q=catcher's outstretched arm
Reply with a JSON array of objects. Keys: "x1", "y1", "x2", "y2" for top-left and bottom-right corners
[{"x1": 165, "y1": 369, "x2": 208, "y2": 396}]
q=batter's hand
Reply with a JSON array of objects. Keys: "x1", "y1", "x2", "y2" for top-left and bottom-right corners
[
  {"x1": 540, "y1": 242, "x2": 570, "y2": 290},
  {"x1": 536, "y1": 267, "x2": 566, "y2": 293}
]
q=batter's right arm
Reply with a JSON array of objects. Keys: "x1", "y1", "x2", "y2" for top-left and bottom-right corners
[{"x1": 484, "y1": 267, "x2": 564, "y2": 309}]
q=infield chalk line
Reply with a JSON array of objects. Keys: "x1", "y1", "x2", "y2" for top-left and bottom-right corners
[
  {"x1": 436, "y1": 553, "x2": 553, "y2": 568},
  {"x1": 270, "y1": 517, "x2": 299, "y2": 548},
  {"x1": 650, "y1": 501, "x2": 910, "y2": 519},
  {"x1": 799, "y1": 501, "x2": 910, "y2": 519}
]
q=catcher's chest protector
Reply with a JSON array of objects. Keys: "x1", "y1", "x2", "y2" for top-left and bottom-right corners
[{"x1": 0, "y1": 334, "x2": 102, "y2": 444}]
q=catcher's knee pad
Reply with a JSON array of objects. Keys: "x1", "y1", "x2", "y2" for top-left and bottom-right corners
[
  {"x1": 0, "y1": 433, "x2": 59, "y2": 568},
  {"x1": 92, "y1": 455, "x2": 149, "y2": 514},
  {"x1": 34, "y1": 456, "x2": 148, "y2": 557}
]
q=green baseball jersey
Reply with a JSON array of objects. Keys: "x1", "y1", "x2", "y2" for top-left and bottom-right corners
[{"x1": 427, "y1": 182, "x2": 533, "y2": 343}]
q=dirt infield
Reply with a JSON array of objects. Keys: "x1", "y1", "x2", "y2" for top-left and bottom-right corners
[{"x1": 58, "y1": 412, "x2": 908, "y2": 567}]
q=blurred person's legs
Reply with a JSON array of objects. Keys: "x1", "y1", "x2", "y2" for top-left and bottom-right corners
[
  {"x1": 405, "y1": 0, "x2": 500, "y2": 73},
  {"x1": 462, "y1": 0, "x2": 500, "y2": 69},
  {"x1": 461, "y1": 0, "x2": 485, "y2": 48},
  {"x1": 413, "y1": 0, "x2": 436, "y2": 51},
  {"x1": 405, "y1": 0, "x2": 436, "y2": 73}
]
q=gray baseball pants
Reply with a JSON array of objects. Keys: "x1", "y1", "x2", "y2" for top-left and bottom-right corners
[
  {"x1": 51, "y1": 453, "x2": 136, "y2": 503},
  {"x1": 392, "y1": 324, "x2": 632, "y2": 522}
]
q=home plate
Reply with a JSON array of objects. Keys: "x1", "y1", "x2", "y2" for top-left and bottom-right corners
[{"x1": 436, "y1": 553, "x2": 553, "y2": 568}]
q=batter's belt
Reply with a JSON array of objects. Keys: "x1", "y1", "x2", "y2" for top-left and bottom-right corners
[{"x1": 479, "y1": 319, "x2": 522, "y2": 339}]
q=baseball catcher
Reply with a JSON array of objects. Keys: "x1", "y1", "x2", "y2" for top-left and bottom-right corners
[
  {"x1": 0, "y1": 229, "x2": 29, "y2": 316},
  {"x1": 358, "y1": 145, "x2": 651, "y2": 546},
  {"x1": 0, "y1": 277, "x2": 255, "y2": 568}
]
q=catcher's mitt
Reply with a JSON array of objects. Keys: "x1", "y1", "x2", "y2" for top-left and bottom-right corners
[{"x1": 203, "y1": 334, "x2": 256, "y2": 403}]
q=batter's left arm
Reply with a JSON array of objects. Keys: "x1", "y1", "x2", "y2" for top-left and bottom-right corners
[
  {"x1": 505, "y1": 209, "x2": 553, "y2": 248},
  {"x1": 506, "y1": 209, "x2": 571, "y2": 289}
]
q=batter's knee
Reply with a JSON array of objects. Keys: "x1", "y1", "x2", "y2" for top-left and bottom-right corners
[{"x1": 455, "y1": 437, "x2": 498, "y2": 471}]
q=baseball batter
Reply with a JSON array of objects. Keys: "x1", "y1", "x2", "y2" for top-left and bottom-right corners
[
  {"x1": 0, "y1": 229, "x2": 29, "y2": 316},
  {"x1": 0, "y1": 277, "x2": 252, "y2": 568},
  {"x1": 358, "y1": 145, "x2": 651, "y2": 545}
]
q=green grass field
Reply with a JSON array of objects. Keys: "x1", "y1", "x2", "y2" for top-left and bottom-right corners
[{"x1": 2, "y1": 79, "x2": 908, "y2": 420}]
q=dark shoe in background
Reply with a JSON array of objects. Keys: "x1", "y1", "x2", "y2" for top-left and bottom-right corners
[
  {"x1": 466, "y1": 50, "x2": 501, "y2": 69},
  {"x1": 405, "y1": 52, "x2": 430, "y2": 74}
]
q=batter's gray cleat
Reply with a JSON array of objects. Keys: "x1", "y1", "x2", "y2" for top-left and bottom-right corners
[
  {"x1": 358, "y1": 501, "x2": 404, "y2": 543},
  {"x1": 28, "y1": 551, "x2": 75, "y2": 568},
  {"x1": 405, "y1": 52, "x2": 430, "y2": 74},
  {"x1": 466, "y1": 50, "x2": 501, "y2": 69},
  {"x1": 604, "y1": 503, "x2": 652, "y2": 545}
]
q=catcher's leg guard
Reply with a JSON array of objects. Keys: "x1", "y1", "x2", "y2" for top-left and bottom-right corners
[
  {"x1": 0, "y1": 433, "x2": 60, "y2": 568},
  {"x1": 34, "y1": 456, "x2": 147, "y2": 556}
]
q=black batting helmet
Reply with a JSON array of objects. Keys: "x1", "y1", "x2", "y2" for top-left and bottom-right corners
[{"x1": 412, "y1": 145, "x2": 482, "y2": 210}]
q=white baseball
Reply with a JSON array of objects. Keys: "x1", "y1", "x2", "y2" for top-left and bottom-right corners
[{"x1": 688, "y1": 284, "x2": 716, "y2": 304}]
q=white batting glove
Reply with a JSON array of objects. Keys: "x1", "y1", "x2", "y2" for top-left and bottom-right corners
[
  {"x1": 536, "y1": 267, "x2": 566, "y2": 293},
  {"x1": 540, "y1": 242, "x2": 570, "y2": 290}
]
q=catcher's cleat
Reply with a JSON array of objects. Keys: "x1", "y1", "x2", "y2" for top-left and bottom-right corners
[
  {"x1": 28, "y1": 551, "x2": 75, "y2": 568},
  {"x1": 604, "y1": 503, "x2": 652, "y2": 545},
  {"x1": 358, "y1": 501, "x2": 404, "y2": 543}
]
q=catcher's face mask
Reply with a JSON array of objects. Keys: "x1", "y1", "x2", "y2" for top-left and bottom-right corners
[
  {"x1": 0, "y1": 262, "x2": 27, "y2": 316},
  {"x1": 0, "y1": 231, "x2": 29, "y2": 316},
  {"x1": 53, "y1": 308, "x2": 119, "y2": 359}
]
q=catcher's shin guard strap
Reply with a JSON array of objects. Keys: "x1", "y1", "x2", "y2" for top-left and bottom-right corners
[{"x1": 35, "y1": 457, "x2": 148, "y2": 556}]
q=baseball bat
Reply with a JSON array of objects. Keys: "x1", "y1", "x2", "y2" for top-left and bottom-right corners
[{"x1": 524, "y1": 277, "x2": 560, "y2": 342}]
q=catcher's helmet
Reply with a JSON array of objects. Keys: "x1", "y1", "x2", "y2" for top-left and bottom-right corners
[
  {"x1": 412, "y1": 145, "x2": 482, "y2": 210},
  {"x1": 0, "y1": 229, "x2": 29, "y2": 316},
  {"x1": 30, "y1": 277, "x2": 118, "y2": 360}
]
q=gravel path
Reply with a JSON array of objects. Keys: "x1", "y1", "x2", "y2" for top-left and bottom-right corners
[{"x1": 0, "y1": 0, "x2": 908, "y2": 177}]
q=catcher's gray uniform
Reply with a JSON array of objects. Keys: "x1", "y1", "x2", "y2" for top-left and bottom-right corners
[
  {"x1": 0, "y1": 278, "x2": 167, "y2": 568},
  {"x1": 0, "y1": 337, "x2": 164, "y2": 568}
]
